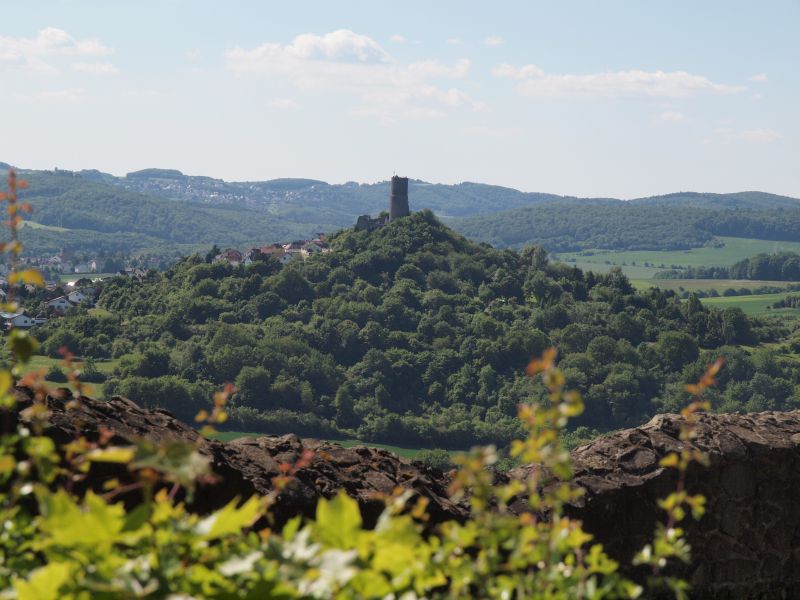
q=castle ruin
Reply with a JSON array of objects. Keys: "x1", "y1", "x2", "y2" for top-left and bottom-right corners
[{"x1": 355, "y1": 175, "x2": 410, "y2": 231}]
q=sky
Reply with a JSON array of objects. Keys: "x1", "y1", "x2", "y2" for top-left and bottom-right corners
[{"x1": 0, "y1": 0, "x2": 797, "y2": 198}]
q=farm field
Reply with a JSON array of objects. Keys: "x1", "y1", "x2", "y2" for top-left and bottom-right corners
[
  {"x1": 700, "y1": 292, "x2": 800, "y2": 317},
  {"x1": 631, "y1": 279, "x2": 795, "y2": 293},
  {"x1": 555, "y1": 236, "x2": 800, "y2": 280},
  {"x1": 210, "y1": 431, "x2": 452, "y2": 459},
  {"x1": 59, "y1": 273, "x2": 118, "y2": 283},
  {"x1": 554, "y1": 237, "x2": 800, "y2": 279}
]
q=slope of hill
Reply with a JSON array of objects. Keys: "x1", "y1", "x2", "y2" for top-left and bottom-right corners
[
  {"x1": 33, "y1": 212, "x2": 796, "y2": 449},
  {"x1": 452, "y1": 194, "x2": 800, "y2": 252}
]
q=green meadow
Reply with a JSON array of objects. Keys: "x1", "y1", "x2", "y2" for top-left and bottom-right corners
[
  {"x1": 20, "y1": 355, "x2": 118, "y2": 398},
  {"x1": 699, "y1": 292, "x2": 800, "y2": 318},
  {"x1": 209, "y1": 431, "x2": 456, "y2": 459},
  {"x1": 555, "y1": 237, "x2": 800, "y2": 278},
  {"x1": 555, "y1": 237, "x2": 800, "y2": 294}
]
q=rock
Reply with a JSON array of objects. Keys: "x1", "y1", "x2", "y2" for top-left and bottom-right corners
[
  {"x1": 11, "y1": 388, "x2": 800, "y2": 597},
  {"x1": 10, "y1": 388, "x2": 467, "y2": 527},
  {"x1": 554, "y1": 411, "x2": 800, "y2": 598}
]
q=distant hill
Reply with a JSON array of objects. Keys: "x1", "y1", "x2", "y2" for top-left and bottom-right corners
[
  {"x1": 451, "y1": 193, "x2": 800, "y2": 252},
  {"x1": 2, "y1": 163, "x2": 798, "y2": 256}
]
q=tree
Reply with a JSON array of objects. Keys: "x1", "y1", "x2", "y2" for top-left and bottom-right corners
[
  {"x1": 235, "y1": 366, "x2": 271, "y2": 409},
  {"x1": 334, "y1": 381, "x2": 358, "y2": 428},
  {"x1": 656, "y1": 331, "x2": 698, "y2": 372}
]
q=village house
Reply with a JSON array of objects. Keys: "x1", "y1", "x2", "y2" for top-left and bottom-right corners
[
  {"x1": 213, "y1": 248, "x2": 243, "y2": 267},
  {"x1": 67, "y1": 289, "x2": 92, "y2": 305},
  {"x1": 47, "y1": 296, "x2": 76, "y2": 314},
  {"x1": 1, "y1": 312, "x2": 35, "y2": 329},
  {"x1": 301, "y1": 240, "x2": 326, "y2": 258},
  {"x1": 119, "y1": 267, "x2": 147, "y2": 280}
]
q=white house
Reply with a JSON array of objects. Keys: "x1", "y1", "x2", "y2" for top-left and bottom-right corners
[
  {"x1": 1, "y1": 312, "x2": 35, "y2": 329},
  {"x1": 300, "y1": 241, "x2": 325, "y2": 258},
  {"x1": 67, "y1": 289, "x2": 91, "y2": 305},
  {"x1": 47, "y1": 296, "x2": 76, "y2": 314}
]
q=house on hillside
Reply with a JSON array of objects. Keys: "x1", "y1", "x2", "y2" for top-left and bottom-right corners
[
  {"x1": 1, "y1": 312, "x2": 35, "y2": 329},
  {"x1": 47, "y1": 296, "x2": 76, "y2": 314},
  {"x1": 67, "y1": 289, "x2": 93, "y2": 306},
  {"x1": 301, "y1": 240, "x2": 327, "y2": 258},
  {"x1": 120, "y1": 267, "x2": 147, "y2": 280},
  {"x1": 214, "y1": 248, "x2": 243, "y2": 267},
  {"x1": 259, "y1": 243, "x2": 286, "y2": 258}
]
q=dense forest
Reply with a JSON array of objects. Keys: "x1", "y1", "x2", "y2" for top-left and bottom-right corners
[
  {"x1": 31, "y1": 213, "x2": 800, "y2": 449},
  {"x1": 657, "y1": 251, "x2": 800, "y2": 281},
  {"x1": 452, "y1": 199, "x2": 800, "y2": 251}
]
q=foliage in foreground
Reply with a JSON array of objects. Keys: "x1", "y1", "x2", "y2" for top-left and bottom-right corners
[{"x1": 0, "y1": 170, "x2": 713, "y2": 598}]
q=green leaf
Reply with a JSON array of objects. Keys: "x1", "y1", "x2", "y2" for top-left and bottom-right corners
[
  {"x1": 8, "y1": 329, "x2": 38, "y2": 364},
  {"x1": 36, "y1": 490, "x2": 126, "y2": 550},
  {"x1": 131, "y1": 438, "x2": 210, "y2": 492},
  {"x1": 86, "y1": 446, "x2": 135, "y2": 464},
  {"x1": 195, "y1": 495, "x2": 261, "y2": 540},
  {"x1": 313, "y1": 491, "x2": 362, "y2": 548},
  {"x1": 14, "y1": 562, "x2": 71, "y2": 600}
]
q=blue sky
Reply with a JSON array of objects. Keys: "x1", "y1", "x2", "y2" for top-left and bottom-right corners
[{"x1": 0, "y1": 1, "x2": 797, "y2": 198}]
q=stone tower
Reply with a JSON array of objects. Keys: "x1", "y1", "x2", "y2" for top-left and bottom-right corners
[{"x1": 389, "y1": 175, "x2": 410, "y2": 221}]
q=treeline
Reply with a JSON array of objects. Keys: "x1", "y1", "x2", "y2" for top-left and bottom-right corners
[
  {"x1": 32, "y1": 212, "x2": 799, "y2": 448},
  {"x1": 657, "y1": 251, "x2": 800, "y2": 281},
  {"x1": 452, "y1": 202, "x2": 800, "y2": 252}
]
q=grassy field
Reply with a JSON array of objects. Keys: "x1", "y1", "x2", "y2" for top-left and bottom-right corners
[
  {"x1": 700, "y1": 292, "x2": 800, "y2": 317},
  {"x1": 60, "y1": 273, "x2": 118, "y2": 283},
  {"x1": 631, "y1": 279, "x2": 795, "y2": 293},
  {"x1": 553, "y1": 237, "x2": 800, "y2": 297},
  {"x1": 210, "y1": 431, "x2": 455, "y2": 459},
  {"x1": 20, "y1": 355, "x2": 118, "y2": 398},
  {"x1": 555, "y1": 237, "x2": 800, "y2": 281}
]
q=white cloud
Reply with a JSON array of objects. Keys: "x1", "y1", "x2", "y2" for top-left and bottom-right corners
[
  {"x1": 446, "y1": 38, "x2": 462, "y2": 45},
  {"x1": 225, "y1": 30, "x2": 484, "y2": 119},
  {"x1": 35, "y1": 88, "x2": 86, "y2": 103},
  {"x1": 484, "y1": 36, "x2": 505, "y2": 46},
  {"x1": 185, "y1": 48, "x2": 201, "y2": 61},
  {"x1": 270, "y1": 98, "x2": 298, "y2": 109},
  {"x1": 660, "y1": 110, "x2": 686, "y2": 122},
  {"x1": 749, "y1": 73, "x2": 768, "y2": 82},
  {"x1": 494, "y1": 63, "x2": 745, "y2": 98},
  {"x1": 492, "y1": 63, "x2": 544, "y2": 79},
  {"x1": 463, "y1": 125, "x2": 519, "y2": 138},
  {"x1": 123, "y1": 89, "x2": 170, "y2": 99},
  {"x1": 0, "y1": 27, "x2": 112, "y2": 71},
  {"x1": 739, "y1": 128, "x2": 779, "y2": 143},
  {"x1": 71, "y1": 62, "x2": 119, "y2": 75},
  {"x1": 390, "y1": 34, "x2": 406, "y2": 43}
]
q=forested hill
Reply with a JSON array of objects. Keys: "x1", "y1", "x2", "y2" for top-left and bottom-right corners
[
  {"x1": 35, "y1": 212, "x2": 797, "y2": 449},
  {"x1": 4, "y1": 163, "x2": 799, "y2": 256},
  {"x1": 451, "y1": 196, "x2": 800, "y2": 252}
]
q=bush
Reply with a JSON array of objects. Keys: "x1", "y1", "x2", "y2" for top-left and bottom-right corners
[
  {"x1": 46, "y1": 364, "x2": 67, "y2": 383},
  {"x1": 414, "y1": 448, "x2": 454, "y2": 471}
]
